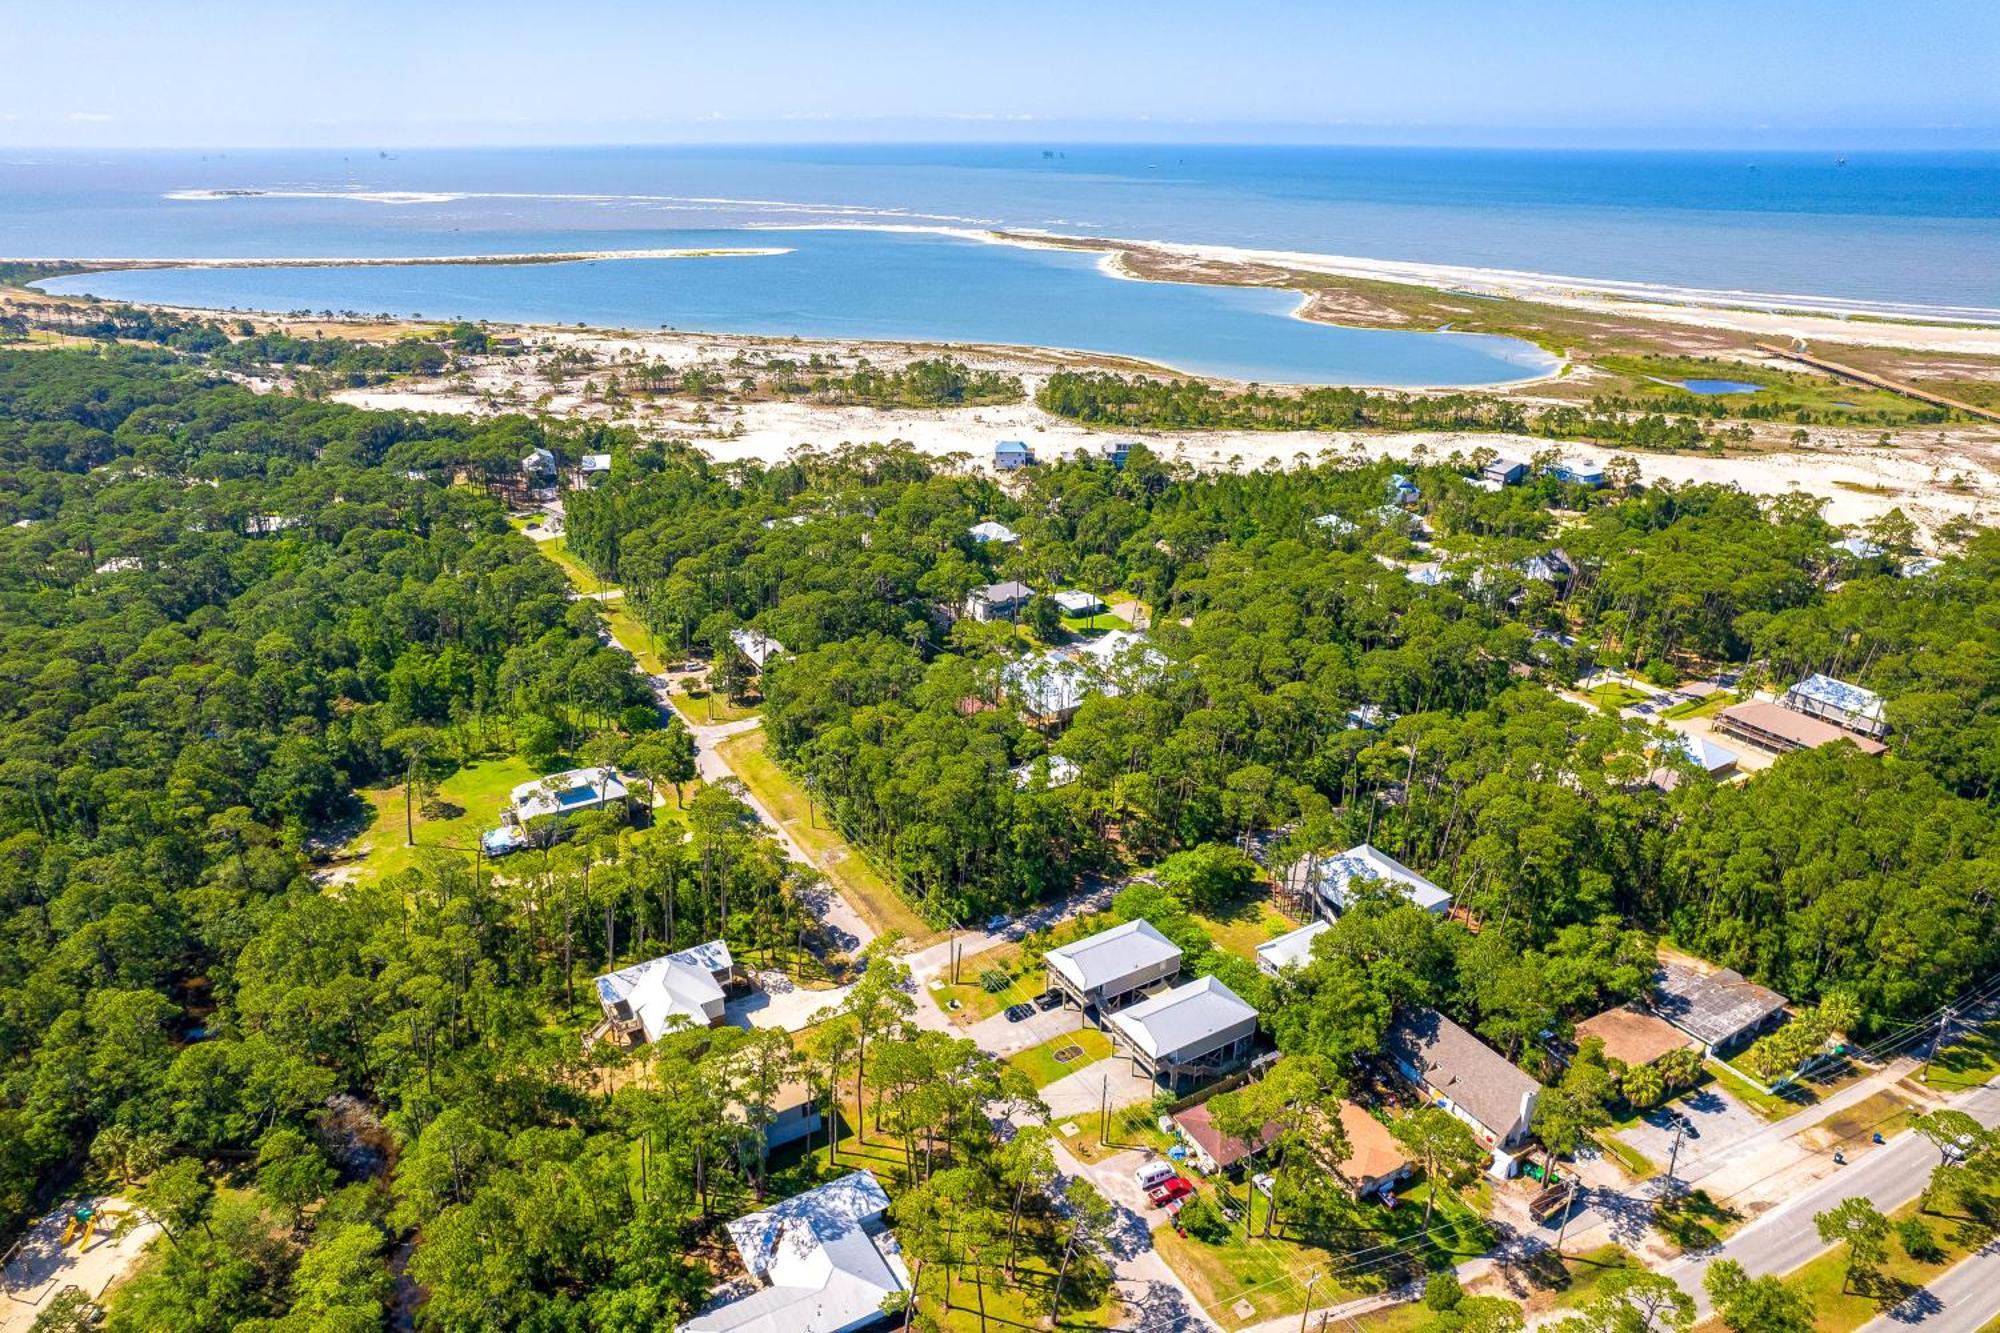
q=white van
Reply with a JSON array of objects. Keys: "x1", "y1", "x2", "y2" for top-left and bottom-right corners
[{"x1": 1134, "y1": 1160, "x2": 1177, "y2": 1191}]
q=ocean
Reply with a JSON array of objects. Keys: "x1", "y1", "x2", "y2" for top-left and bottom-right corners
[{"x1": 8, "y1": 145, "x2": 1998, "y2": 384}]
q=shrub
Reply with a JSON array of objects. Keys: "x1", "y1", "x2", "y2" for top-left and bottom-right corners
[
  {"x1": 979, "y1": 968, "x2": 1012, "y2": 994},
  {"x1": 1897, "y1": 1216, "x2": 1943, "y2": 1263}
]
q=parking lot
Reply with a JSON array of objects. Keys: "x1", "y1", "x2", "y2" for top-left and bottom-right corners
[{"x1": 1613, "y1": 1081, "x2": 1766, "y2": 1173}]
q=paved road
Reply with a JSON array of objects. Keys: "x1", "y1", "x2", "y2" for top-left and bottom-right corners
[
  {"x1": 1860, "y1": 1241, "x2": 2000, "y2": 1333},
  {"x1": 1664, "y1": 1082, "x2": 2000, "y2": 1317}
]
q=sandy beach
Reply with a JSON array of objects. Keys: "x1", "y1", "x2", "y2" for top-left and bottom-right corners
[{"x1": 324, "y1": 324, "x2": 2000, "y2": 536}]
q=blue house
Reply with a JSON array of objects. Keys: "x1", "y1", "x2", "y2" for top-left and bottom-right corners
[
  {"x1": 994, "y1": 440, "x2": 1034, "y2": 471},
  {"x1": 1545, "y1": 462, "x2": 1606, "y2": 489},
  {"x1": 1100, "y1": 440, "x2": 1134, "y2": 468},
  {"x1": 1388, "y1": 473, "x2": 1420, "y2": 505}
]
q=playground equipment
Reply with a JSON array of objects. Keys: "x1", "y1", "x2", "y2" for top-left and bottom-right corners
[{"x1": 56, "y1": 1204, "x2": 96, "y2": 1250}]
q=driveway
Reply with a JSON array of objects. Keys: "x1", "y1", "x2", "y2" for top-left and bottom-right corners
[
  {"x1": 1614, "y1": 1082, "x2": 1765, "y2": 1172},
  {"x1": 966, "y1": 1001, "x2": 1084, "y2": 1059},
  {"x1": 1040, "y1": 1053, "x2": 1158, "y2": 1121},
  {"x1": 725, "y1": 969, "x2": 852, "y2": 1033}
]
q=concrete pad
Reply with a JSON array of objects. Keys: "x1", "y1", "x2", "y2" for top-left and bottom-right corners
[{"x1": 1, "y1": 1197, "x2": 158, "y2": 1332}]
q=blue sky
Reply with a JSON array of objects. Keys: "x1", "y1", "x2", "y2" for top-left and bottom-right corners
[{"x1": 4, "y1": 0, "x2": 1997, "y2": 148}]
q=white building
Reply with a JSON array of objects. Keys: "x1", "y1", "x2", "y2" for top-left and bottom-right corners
[
  {"x1": 1780, "y1": 672, "x2": 1888, "y2": 738},
  {"x1": 592, "y1": 939, "x2": 735, "y2": 1045},
  {"x1": 731, "y1": 628, "x2": 786, "y2": 671},
  {"x1": 682, "y1": 1171, "x2": 909, "y2": 1333},
  {"x1": 969, "y1": 520, "x2": 1019, "y2": 545},
  {"x1": 1254, "y1": 920, "x2": 1332, "y2": 976},
  {"x1": 510, "y1": 766, "x2": 629, "y2": 824},
  {"x1": 1111, "y1": 975, "x2": 1260, "y2": 1089},
  {"x1": 1044, "y1": 919, "x2": 1183, "y2": 1013},
  {"x1": 1052, "y1": 589, "x2": 1105, "y2": 617},
  {"x1": 1010, "y1": 755, "x2": 1080, "y2": 790},
  {"x1": 1284, "y1": 843, "x2": 1452, "y2": 922}
]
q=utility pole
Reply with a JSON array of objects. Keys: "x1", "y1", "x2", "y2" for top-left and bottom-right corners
[
  {"x1": 1553, "y1": 1181, "x2": 1583, "y2": 1256},
  {"x1": 1099, "y1": 1073, "x2": 1109, "y2": 1146},
  {"x1": 1665, "y1": 1119, "x2": 1689, "y2": 1192},
  {"x1": 1299, "y1": 1272, "x2": 1322, "y2": 1333},
  {"x1": 1920, "y1": 1006, "x2": 1956, "y2": 1084}
]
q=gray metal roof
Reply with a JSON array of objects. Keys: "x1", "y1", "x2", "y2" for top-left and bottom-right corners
[
  {"x1": 1255, "y1": 920, "x2": 1331, "y2": 973},
  {"x1": 1652, "y1": 961, "x2": 1788, "y2": 1047},
  {"x1": 1385, "y1": 1008, "x2": 1542, "y2": 1138},
  {"x1": 1786, "y1": 673, "x2": 1885, "y2": 723},
  {"x1": 1111, "y1": 974, "x2": 1258, "y2": 1059},
  {"x1": 1044, "y1": 919, "x2": 1181, "y2": 994},
  {"x1": 1301, "y1": 844, "x2": 1453, "y2": 914},
  {"x1": 975, "y1": 580, "x2": 1034, "y2": 603}
]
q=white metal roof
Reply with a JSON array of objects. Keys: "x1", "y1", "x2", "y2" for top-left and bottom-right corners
[
  {"x1": 1052, "y1": 590, "x2": 1103, "y2": 614},
  {"x1": 1045, "y1": 919, "x2": 1181, "y2": 994},
  {"x1": 1786, "y1": 673, "x2": 1885, "y2": 723},
  {"x1": 731, "y1": 628, "x2": 786, "y2": 670},
  {"x1": 1111, "y1": 974, "x2": 1258, "y2": 1060},
  {"x1": 969, "y1": 520, "x2": 1018, "y2": 544},
  {"x1": 1010, "y1": 755, "x2": 1080, "y2": 790},
  {"x1": 595, "y1": 939, "x2": 733, "y2": 1043},
  {"x1": 684, "y1": 1172, "x2": 907, "y2": 1333},
  {"x1": 1304, "y1": 843, "x2": 1452, "y2": 914},
  {"x1": 1255, "y1": 920, "x2": 1332, "y2": 973}
]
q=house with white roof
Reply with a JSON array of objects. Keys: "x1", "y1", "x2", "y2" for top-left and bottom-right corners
[
  {"x1": 1780, "y1": 673, "x2": 1888, "y2": 739},
  {"x1": 1313, "y1": 513, "x2": 1358, "y2": 536},
  {"x1": 522, "y1": 446, "x2": 558, "y2": 480},
  {"x1": 1648, "y1": 730, "x2": 1739, "y2": 790},
  {"x1": 1283, "y1": 844, "x2": 1452, "y2": 922},
  {"x1": 1255, "y1": 920, "x2": 1332, "y2": 976},
  {"x1": 577, "y1": 453, "x2": 612, "y2": 485},
  {"x1": 681, "y1": 1171, "x2": 909, "y2": 1333},
  {"x1": 592, "y1": 939, "x2": 737, "y2": 1047},
  {"x1": 1002, "y1": 630, "x2": 1165, "y2": 726},
  {"x1": 969, "y1": 520, "x2": 1019, "y2": 545},
  {"x1": 510, "y1": 766, "x2": 630, "y2": 824},
  {"x1": 1111, "y1": 975, "x2": 1260, "y2": 1089},
  {"x1": 1010, "y1": 755, "x2": 1080, "y2": 790},
  {"x1": 1044, "y1": 918, "x2": 1183, "y2": 1014},
  {"x1": 731, "y1": 628, "x2": 786, "y2": 672},
  {"x1": 1052, "y1": 589, "x2": 1104, "y2": 617}
]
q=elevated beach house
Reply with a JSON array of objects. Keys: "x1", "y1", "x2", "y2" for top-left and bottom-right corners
[
  {"x1": 1385, "y1": 1008, "x2": 1542, "y2": 1177},
  {"x1": 1283, "y1": 843, "x2": 1453, "y2": 923},
  {"x1": 1110, "y1": 974, "x2": 1260, "y2": 1090},
  {"x1": 1481, "y1": 457, "x2": 1528, "y2": 486},
  {"x1": 993, "y1": 439, "x2": 1034, "y2": 470},
  {"x1": 681, "y1": 1171, "x2": 909, "y2": 1333},
  {"x1": 1780, "y1": 672, "x2": 1889, "y2": 739},
  {"x1": 1043, "y1": 918, "x2": 1183, "y2": 1015},
  {"x1": 591, "y1": 939, "x2": 738, "y2": 1048}
]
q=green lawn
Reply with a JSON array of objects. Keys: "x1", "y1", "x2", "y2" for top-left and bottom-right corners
[
  {"x1": 669, "y1": 684, "x2": 761, "y2": 725},
  {"x1": 1527, "y1": 1245, "x2": 1647, "y2": 1314},
  {"x1": 931, "y1": 941, "x2": 1039, "y2": 1022},
  {"x1": 1593, "y1": 1132, "x2": 1658, "y2": 1181},
  {"x1": 1652, "y1": 1189, "x2": 1746, "y2": 1253},
  {"x1": 715, "y1": 729, "x2": 940, "y2": 946},
  {"x1": 1800, "y1": 1088, "x2": 1922, "y2": 1154},
  {"x1": 1778, "y1": 1191, "x2": 1999, "y2": 1331},
  {"x1": 1585, "y1": 681, "x2": 1652, "y2": 712},
  {"x1": 1190, "y1": 895, "x2": 1299, "y2": 964},
  {"x1": 1152, "y1": 1167, "x2": 1494, "y2": 1330},
  {"x1": 347, "y1": 752, "x2": 545, "y2": 881},
  {"x1": 1061, "y1": 610, "x2": 1133, "y2": 634},
  {"x1": 1005, "y1": 1028, "x2": 1114, "y2": 1088},
  {"x1": 537, "y1": 536, "x2": 616, "y2": 596},
  {"x1": 1661, "y1": 691, "x2": 1738, "y2": 720},
  {"x1": 600, "y1": 602, "x2": 669, "y2": 675},
  {"x1": 1920, "y1": 1018, "x2": 2000, "y2": 1093},
  {"x1": 1706, "y1": 1059, "x2": 1824, "y2": 1121}
]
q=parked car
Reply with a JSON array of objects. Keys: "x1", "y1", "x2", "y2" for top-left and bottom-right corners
[
  {"x1": 1035, "y1": 990, "x2": 1065, "y2": 1012},
  {"x1": 1147, "y1": 1177, "x2": 1195, "y2": 1208},
  {"x1": 1134, "y1": 1160, "x2": 1178, "y2": 1190},
  {"x1": 1003, "y1": 1002, "x2": 1035, "y2": 1023}
]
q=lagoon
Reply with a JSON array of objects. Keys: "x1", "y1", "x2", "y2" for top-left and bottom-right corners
[
  {"x1": 1676, "y1": 378, "x2": 1766, "y2": 395},
  {"x1": 38, "y1": 228, "x2": 1558, "y2": 387}
]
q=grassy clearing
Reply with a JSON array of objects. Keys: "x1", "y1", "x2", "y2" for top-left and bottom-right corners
[
  {"x1": 931, "y1": 941, "x2": 1036, "y2": 1022},
  {"x1": 1593, "y1": 1132, "x2": 1658, "y2": 1181},
  {"x1": 1006, "y1": 1028, "x2": 1114, "y2": 1088},
  {"x1": 537, "y1": 536, "x2": 616, "y2": 596},
  {"x1": 1591, "y1": 353, "x2": 1943, "y2": 424},
  {"x1": 1585, "y1": 681, "x2": 1652, "y2": 712},
  {"x1": 715, "y1": 729, "x2": 940, "y2": 947},
  {"x1": 1705, "y1": 1059, "x2": 1823, "y2": 1121},
  {"x1": 1521, "y1": 1245, "x2": 1647, "y2": 1314},
  {"x1": 1661, "y1": 691, "x2": 1738, "y2": 720},
  {"x1": 1190, "y1": 894, "x2": 1299, "y2": 964},
  {"x1": 600, "y1": 602, "x2": 669, "y2": 675},
  {"x1": 1920, "y1": 1019, "x2": 2000, "y2": 1094},
  {"x1": 347, "y1": 752, "x2": 545, "y2": 880},
  {"x1": 1778, "y1": 1190, "x2": 1999, "y2": 1331},
  {"x1": 1061, "y1": 610, "x2": 1133, "y2": 634},
  {"x1": 669, "y1": 683, "x2": 761, "y2": 725},
  {"x1": 1800, "y1": 1088, "x2": 1921, "y2": 1154},
  {"x1": 1652, "y1": 1189, "x2": 1745, "y2": 1253},
  {"x1": 1152, "y1": 1171, "x2": 1493, "y2": 1331}
]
